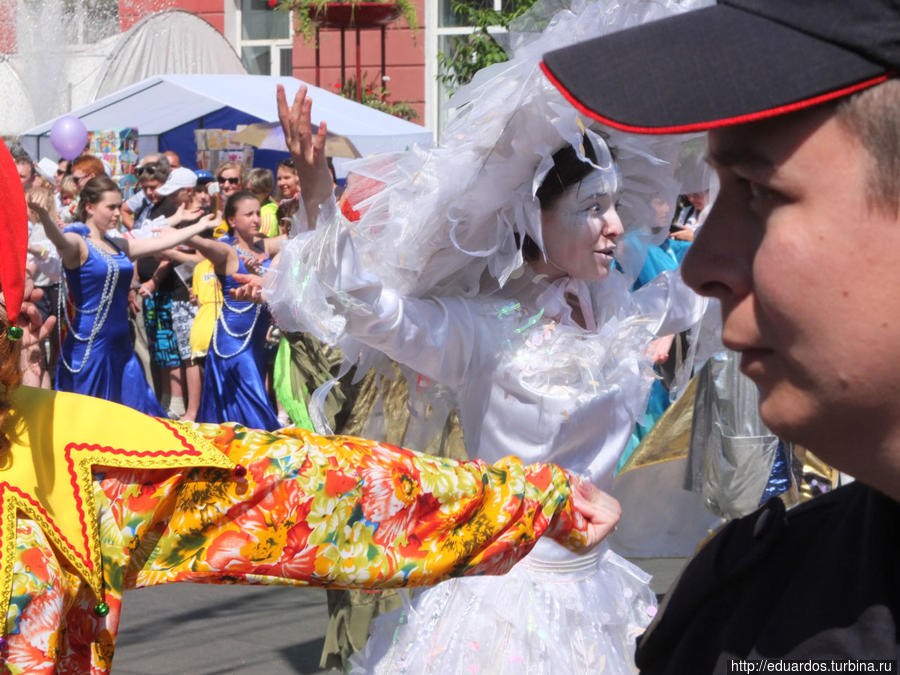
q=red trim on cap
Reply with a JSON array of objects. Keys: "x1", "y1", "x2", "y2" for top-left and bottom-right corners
[{"x1": 540, "y1": 63, "x2": 891, "y2": 134}]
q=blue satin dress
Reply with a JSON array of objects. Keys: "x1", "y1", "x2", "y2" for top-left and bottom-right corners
[
  {"x1": 55, "y1": 231, "x2": 166, "y2": 417},
  {"x1": 196, "y1": 250, "x2": 279, "y2": 430}
]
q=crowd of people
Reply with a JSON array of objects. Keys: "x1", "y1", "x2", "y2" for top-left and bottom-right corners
[
  {"x1": 13, "y1": 54, "x2": 713, "y2": 675},
  {"x1": 14, "y1": 145, "x2": 312, "y2": 431},
  {"x1": 3, "y1": 0, "x2": 898, "y2": 672}
]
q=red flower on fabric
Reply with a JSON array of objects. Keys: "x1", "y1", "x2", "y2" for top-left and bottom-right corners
[
  {"x1": 325, "y1": 468, "x2": 359, "y2": 496},
  {"x1": 357, "y1": 442, "x2": 441, "y2": 546},
  {"x1": 526, "y1": 464, "x2": 553, "y2": 491},
  {"x1": 7, "y1": 584, "x2": 65, "y2": 673},
  {"x1": 21, "y1": 548, "x2": 51, "y2": 583},
  {"x1": 210, "y1": 480, "x2": 316, "y2": 572},
  {"x1": 126, "y1": 481, "x2": 163, "y2": 514}
]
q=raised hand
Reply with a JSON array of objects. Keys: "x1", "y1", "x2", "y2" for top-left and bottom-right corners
[
  {"x1": 169, "y1": 203, "x2": 204, "y2": 227},
  {"x1": 276, "y1": 84, "x2": 333, "y2": 212}
]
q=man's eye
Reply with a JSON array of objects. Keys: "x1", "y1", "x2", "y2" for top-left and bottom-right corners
[{"x1": 746, "y1": 180, "x2": 778, "y2": 203}]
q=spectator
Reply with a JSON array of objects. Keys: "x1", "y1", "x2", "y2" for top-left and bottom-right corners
[
  {"x1": 122, "y1": 154, "x2": 171, "y2": 231},
  {"x1": 193, "y1": 170, "x2": 215, "y2": 212},
  {"x1": 12, "y1": 148, "x2": 36, "y2": 191},
  {"x1": 275, "y1": 157, "x2": 300, "y2": 202},
  {"x1": 57, "y1": 175, "x2": 78, "y2": 224},
  {"x1": 55, "y1": 158, "x2": 71, "y2": 187},
  {"x1": 164, "y1": 149, "x2": 181, "y2": 169},
  {"x1": 246, "y1": 167, "x2": 279, "y2": 237},
  {"x1": 275, "y1": 195, "x2": 299, "y2": 237},
  {"x1": 24, "y1": 184, "x2": 62, "y2": 389},
  {"x1": 70, "y1": 154, "x2": 106, "y2": 193},
  {"x1": 214, "y1": 160, "x2": 244, "y2": 202},
  {"x1": 136, "y1": 168, "x2": 203, "y2": 419}
]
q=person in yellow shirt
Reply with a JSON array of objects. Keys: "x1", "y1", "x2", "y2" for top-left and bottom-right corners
[{"x1": 189, "y1": 257, "x2": 222, "y2": 363}]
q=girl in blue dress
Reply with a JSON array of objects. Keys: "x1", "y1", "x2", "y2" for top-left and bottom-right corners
[
  {"x1": 32, "y1": 175, "x2": 216, "y2": 416},
  {"x1": 194, "y1": 191, "x2": 284, "y2": 430}
]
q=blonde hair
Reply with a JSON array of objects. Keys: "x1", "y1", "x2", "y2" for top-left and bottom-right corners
[
  {"x1": 26, "y1": 184, "x2": 58, "y2": 223},
  {"x1": 59, "y1": 175, "x2": 78, "y2": 197},
  {"x1": 245, "y1": 167, "x2": 274, "y2": 198},
  {"x1": 215, "y1": 160, "x2": 245, "y2": 182}
]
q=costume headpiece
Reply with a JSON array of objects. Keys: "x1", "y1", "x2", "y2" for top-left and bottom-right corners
[
  {"x1": 266, "y1": 0, "x2": 711, "y2": 440},
  {"x1": 269, "y1": 0, "x2": 709, "y2": 342}
]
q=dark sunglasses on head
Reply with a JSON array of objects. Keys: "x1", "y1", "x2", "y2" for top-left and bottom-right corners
[
  {"x1": 218, "y1": 176, "x2": 241, "y2": 185},
  {"x1": 135, "y1": 164, "x2": 161, "y2": 177},
  {"x1": 281, "y1": 158, "x2": 294, "y2": 168}
]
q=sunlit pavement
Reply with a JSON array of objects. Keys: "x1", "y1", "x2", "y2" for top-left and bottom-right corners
[{"x1": 113, "y1": 558, "x2": 689, "y2": 674}]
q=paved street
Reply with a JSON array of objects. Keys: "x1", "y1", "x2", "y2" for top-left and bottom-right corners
[
  {"x1": 114, "y1": 584, "x2": 335, "y2": 674},
  {"x1": 112, "y1": 558, "x2": 688, "y2": 674}
]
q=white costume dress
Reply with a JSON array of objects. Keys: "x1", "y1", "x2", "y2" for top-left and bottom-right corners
[
  {"x1": 340, "y1": 259, "x2": 702, "y2": 674},
  {"x1": 265, "y1": 1, "x2": 710, "y2": 671}
]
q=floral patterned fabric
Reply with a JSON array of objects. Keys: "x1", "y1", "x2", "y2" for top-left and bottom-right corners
[{"x1": 4, "y1": 423, "x2": 588, "y2": 674}]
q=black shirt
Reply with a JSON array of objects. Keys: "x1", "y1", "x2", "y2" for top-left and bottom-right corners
[{"x1": 636, "y1": 482, "x2": 900, "y2": 672}]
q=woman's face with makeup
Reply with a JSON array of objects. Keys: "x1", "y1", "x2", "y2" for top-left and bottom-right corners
[{"x1": 537, "y1": 168, "x2": 624, "y2": 281}]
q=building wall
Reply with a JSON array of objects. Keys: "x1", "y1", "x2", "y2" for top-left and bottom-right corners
[
  {"x1": 120, "y1": 0, "x2": 225, "y2": 32},
  {"x1": 118, "y1": 0, "x2": 426, "y2": 122},
  {"x1": 291, "y1": 0, "x2": 426, "y2": 121}
]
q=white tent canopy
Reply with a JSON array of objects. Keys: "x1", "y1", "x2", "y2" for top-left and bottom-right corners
[{"x1": 20, "y1": 74, "x2": 434, "y2": 164}]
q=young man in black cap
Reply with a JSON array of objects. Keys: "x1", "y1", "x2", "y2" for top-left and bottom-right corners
[{"x1": 542, "y1": 1, "x2": 900, "y2": 671}]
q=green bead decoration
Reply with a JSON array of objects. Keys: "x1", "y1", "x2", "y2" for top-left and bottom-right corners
[
  {"x1": 6, "y1": 326, "x2": 23, "y2": 341},
  {"x1": 93, "y1": 601, "x2": 110, "y2": 617}
]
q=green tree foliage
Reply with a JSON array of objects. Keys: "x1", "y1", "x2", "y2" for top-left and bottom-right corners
[{"x1": 438, "y1": 0, "x2": 539, "y2": 93}]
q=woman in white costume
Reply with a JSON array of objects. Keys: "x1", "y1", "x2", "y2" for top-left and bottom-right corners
[{"x1": 266, "y1": 1, "x2": 708, "y2": 671}]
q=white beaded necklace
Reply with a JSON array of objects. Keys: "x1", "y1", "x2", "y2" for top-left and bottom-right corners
[
  {"x1": 212, "y1": 295, "x2": 262, "y2": 359},
  {"x1": 58, "y1": 237, "x2": 121, "y2": 374},
  {"x1": 211, "y1": 246, "x2": 266, "y2": 359}
]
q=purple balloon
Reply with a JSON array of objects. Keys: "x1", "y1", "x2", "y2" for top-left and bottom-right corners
[{"x1": 50, "y1": 116, "x2": 88, "y2": 161}]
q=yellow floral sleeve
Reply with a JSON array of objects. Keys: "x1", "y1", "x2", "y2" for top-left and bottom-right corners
[
  {"x1": 4, "y1": 422, "x2": 587, "y2": 674},
  {"x1": 130, "y1": 423, "x2": 589, "y2": 589}
]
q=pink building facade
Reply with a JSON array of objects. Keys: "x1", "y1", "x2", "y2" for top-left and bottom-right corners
[{"x1": 119, "y1": 0, "x2": 427, "y2": 121}]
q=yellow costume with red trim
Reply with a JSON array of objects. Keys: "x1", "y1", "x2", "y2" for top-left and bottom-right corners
[{"x1": 0, "y1": 386, "x2": 587, "y2": 673}]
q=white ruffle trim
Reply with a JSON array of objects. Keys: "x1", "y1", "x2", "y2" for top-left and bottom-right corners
[{"x1": 351, "y1": 549, "x2": 656, "y2": 675}]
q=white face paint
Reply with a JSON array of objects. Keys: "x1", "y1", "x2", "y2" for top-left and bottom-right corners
[{"x1": 535, "y1": 167, "x2": 624, "y2": 281}]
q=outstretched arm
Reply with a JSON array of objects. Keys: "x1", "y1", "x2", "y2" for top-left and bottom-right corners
[
  {"x1": 120, "y1": 211, "x2": 217, "y2": 260},
  {"x1": 186, "y1": 232, "x2": 238, "y2": 276},
  {"x1": 2, "y1": 399, "x2": 615, "y2": 670},
  {"x1": 124, "y1": 424, "x2": 606, "y2": 591}
]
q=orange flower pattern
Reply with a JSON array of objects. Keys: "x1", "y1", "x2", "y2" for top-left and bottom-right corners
[{"x1": 3, "y1": 423, "x2": 587, "y2": 673}]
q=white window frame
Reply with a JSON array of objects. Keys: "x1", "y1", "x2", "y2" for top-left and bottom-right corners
[
  {"x1": 425, "y1": 0, "x2": 507, "y2": 137},
  {"x1": 229, "y1": 0, "x2": 294, "y2": 77}
]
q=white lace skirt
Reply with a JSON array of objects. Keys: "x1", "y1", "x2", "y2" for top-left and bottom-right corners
[{"x1": 351, "y1": 545, "x2": 656, "y2": 674}]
